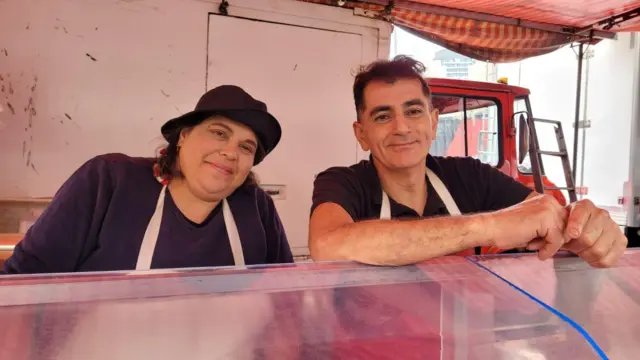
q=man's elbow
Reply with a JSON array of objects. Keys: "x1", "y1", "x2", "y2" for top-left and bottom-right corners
[{"x1": 308, "y1": 233, "x2": 345, "y2": 262}]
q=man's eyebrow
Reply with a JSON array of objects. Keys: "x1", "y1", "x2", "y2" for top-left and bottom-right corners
[
  {"x1": 404, "y1": 99, "x2": 426, "y2": 107},
  {"x1": 368, "y1": 105, "x2": 392, "y2": 117}
]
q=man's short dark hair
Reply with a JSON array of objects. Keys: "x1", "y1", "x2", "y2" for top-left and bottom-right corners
[{"x1": 353, "y1": 55, "x2": 431, "y2": 119}]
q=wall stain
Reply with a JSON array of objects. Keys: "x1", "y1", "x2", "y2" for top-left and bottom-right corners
[
  {"x1": 26, "y1": 23, "x2": 30, "y2": 30},
  {"x1": 160, "y1": 90, "x2": 170, "y2": 97},
  {"x1": 31, "y1": 76, "x2": 37, "y2": 92},
  {"x1": 8, "y1": 82, "x2": 13, "y2": 94},
  {"x1": 86, "y1": 53, "x2": 97, "y2": 61},
  {"x1": 1, "y1": 84, "x2": 4, "y2": 93},
  {"x1": 65, "y1": 113, "x2": 72, "y2": 120},
  {"x1": 22, "y1": 141, "x2": 26, "y2": 158},
  {"x1": 24, "y1": 97, "x2": 33, "y2": 113},
  {"x1": 1, "y1": 48, "x2": 7, "y2": 57},
  {"x1": 30, "y1": 163, "x2": 39, "y2": 175},
  {"x1": 0, "y1": 74, "x2": 3, "y2": 81},
  {"x1": 6, "y1": 102, "x2": 14, "y2": 115}
]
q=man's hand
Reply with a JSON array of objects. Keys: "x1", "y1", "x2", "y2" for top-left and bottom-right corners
[
  {"x1": 489, "y1": 194, "x2": 569, "y2": 260},
  {"x1": 561, "y1": 199, "x2": 628, "y2": 267}
]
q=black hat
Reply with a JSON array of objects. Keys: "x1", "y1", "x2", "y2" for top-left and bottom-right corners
[{"x1": 161, "y1": 85, "x2": 282, "y2": 165}]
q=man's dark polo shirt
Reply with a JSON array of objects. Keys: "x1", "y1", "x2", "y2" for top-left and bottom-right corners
[{"x1": 311, "y1": 155, "x2": 533, "y2": 221}]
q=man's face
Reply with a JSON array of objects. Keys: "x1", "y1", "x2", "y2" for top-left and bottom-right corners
[{"x1": 353, "y1": 78, "x2": 439, "y2": 171}]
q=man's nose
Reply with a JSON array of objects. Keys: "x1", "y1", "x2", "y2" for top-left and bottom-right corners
[{"x1": 391, "y1": 115, "x2": 411, "y2": 134}]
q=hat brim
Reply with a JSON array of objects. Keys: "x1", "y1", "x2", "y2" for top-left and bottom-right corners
[{"x1": 161, "y1": 109, "x2": 282, "y2": 165}]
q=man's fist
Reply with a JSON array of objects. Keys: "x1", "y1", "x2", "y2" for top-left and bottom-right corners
[
  {"x1": 562, "y1": 199, "x2": 628, "y2": 267},
  {"x1": 488, "y1": 194, "x2": 569, "y2": 260}
]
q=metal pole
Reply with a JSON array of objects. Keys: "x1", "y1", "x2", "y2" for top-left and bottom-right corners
[
  {"x1": 579, "y1": 50, "x2": 591, "y2": 199},
  {"x1": 626, "y1": 33, "x2": 640, "y2": 247},
  {"x1": 572, "y1": 43, "x2": 584, "y2": 182}
]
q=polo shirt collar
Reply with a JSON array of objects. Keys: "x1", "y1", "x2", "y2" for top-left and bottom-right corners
[{"x1": 365, "y1": 154, "x2": 448, "y2": 216}]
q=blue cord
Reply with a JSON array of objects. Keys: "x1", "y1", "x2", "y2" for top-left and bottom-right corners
[{"x1": 466, "y1": 257, "x2": 608, "y2": 360}]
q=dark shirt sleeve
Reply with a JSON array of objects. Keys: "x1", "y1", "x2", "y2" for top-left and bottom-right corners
[
  {"x1": 311, "y1": 167, "x2": 363, "y2": 221},
  {"x1": 3, "y1": 156, "x2": 113, "y2": 274},
  {"x1": 465, "y1": 158, "x2": 533, "y2": 211},
  {"x1": 256, "y1": 188, "x2": 293, "y2": 264}
]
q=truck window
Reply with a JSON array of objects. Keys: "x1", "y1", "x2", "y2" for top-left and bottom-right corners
[
  {"x1": 514, "y1": 97, "x2": 533, "y2": 174},
  {"x1": 430, "y1": 95, "x2": 501, "y2": 167}
]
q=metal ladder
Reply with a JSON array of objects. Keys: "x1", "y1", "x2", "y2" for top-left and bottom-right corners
[{"x1": 526, "y1": 117, "x2": 578, "y2": 203}]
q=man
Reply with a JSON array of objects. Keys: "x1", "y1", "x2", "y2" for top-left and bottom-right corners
[{"x1": 309, "y1": 55, "x2": 627, "y2": 267}]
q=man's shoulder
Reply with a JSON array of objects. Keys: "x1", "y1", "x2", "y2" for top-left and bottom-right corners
[
  {"x1": 315, "y1": 160, "x2": 371, "y2": 183},
  {"x1": 429, "y1": 155, "x2": 496, "y2": 177},
  {"x1": 430, "y1": 155, "x2": 485, "y2": 167}
]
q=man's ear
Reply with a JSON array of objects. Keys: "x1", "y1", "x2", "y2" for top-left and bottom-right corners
[
  {"x1": 430, "y1": 107, "x2": 440, "y2": 133},
  {"x1": 352, "y1": 120, "x2": 370, "y2": 152}
]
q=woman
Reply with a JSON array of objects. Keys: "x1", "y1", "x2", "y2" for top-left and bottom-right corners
[{"x1": 3, "y1": 85, "x2": 293, "y2": 273}]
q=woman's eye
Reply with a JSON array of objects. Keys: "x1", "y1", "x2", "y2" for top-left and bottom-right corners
[
  {"x1": 211, "y1": 129, "x2": 226, "y2": 138},
  {"x1": 240, "y1": 145, "x2": 255, "y2": 154}
]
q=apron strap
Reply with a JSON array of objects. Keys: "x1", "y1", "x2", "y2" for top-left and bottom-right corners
[
  {"x1": 379, "y1": 167, "x2": 461, "y2": 218},
  {"x1": 426, "y1": 168, "x2": 461, "y2": 216},
  {"x1": 222, "y1": 199, "x2": 245, "y2": 266},
  {"x1": 135, "y1": 186, "x2": 245, "y2": 271}
]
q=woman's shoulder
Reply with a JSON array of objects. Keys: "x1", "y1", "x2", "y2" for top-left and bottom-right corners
[
  {"x1": 81, "y1": 153, "x2": 156, "y2": 182},
  {"x1": 233, "y1": 184, "x2": 275, "y2": 210},
  {"x1": 84, "y1": 153, "x2": 154, "y2": 169}
]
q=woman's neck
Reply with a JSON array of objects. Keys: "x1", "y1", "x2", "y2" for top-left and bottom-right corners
[
  {"x1": 167, "y1": 178, "x2": 220, "y2": 224},
  {"x1": 375, "y1": 160, "x2": 428, "y2": 215}
]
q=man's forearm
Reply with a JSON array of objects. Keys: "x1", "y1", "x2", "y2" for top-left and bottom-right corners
[{"x1": 310, "y1": 214, "x2": 495, "y2": 266}]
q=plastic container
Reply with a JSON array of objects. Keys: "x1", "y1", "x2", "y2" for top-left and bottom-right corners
[
  {"x1": 0, "y1": 256, "x2": 604, "y2": 359},
  {"x1": 474, "y1": 249, "x2": 640, "y2": 360}
]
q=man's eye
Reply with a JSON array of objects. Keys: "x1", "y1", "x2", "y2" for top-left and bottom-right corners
[
  {"x1": 406, "y1": 108, "x2": 424, "y2": 117},
  {"x1": 374, "y1": 114, "x2": 391, "y2": 122}
]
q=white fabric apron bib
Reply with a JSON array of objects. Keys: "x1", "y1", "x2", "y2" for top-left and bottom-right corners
[
  {"x1": 379, "y1": 168, "x2": 461, "y2": 219},
  {"x1": 134, "y1": 185, "x2": 245, "y2": 270}
]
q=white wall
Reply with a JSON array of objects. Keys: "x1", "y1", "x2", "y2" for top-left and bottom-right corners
[
  {"x1": 0, "y1": 0, "x2": 217, "y2": 197},
  {"x1": 0, "y1": 0, "x2": 389, "y2": 200}
]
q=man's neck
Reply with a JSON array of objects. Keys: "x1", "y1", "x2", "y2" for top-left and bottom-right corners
[
  {"x1": 374, "y1": 159, "x2": 427, "y2": 215},
  {"x1": 168, "y1": 178, "x2": 220, "y2": 224}
]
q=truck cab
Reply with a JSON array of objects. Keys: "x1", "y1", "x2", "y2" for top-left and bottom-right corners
[{"x1": 427, "y1": 78, "x2": 567, "y2": 206}]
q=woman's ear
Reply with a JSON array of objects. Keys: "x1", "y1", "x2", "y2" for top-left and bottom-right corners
[{"x1": 178, "y1": 127, "x2": 192, "y2": 148}]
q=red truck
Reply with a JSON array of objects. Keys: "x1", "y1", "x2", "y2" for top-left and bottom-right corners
[{"x1": 427, "y1": 77, "x2": 570, "y2": 206}]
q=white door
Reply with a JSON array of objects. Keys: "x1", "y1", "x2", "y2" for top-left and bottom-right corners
[{"x1": 206, "y1": 4, "x2": 388, "y2": 255}]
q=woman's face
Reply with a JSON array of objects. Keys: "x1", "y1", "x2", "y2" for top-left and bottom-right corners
[{"x1": 177, "y1": 116, "x2": 258, "y2": 201}]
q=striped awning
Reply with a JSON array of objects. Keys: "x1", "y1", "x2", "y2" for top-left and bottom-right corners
[{"x1": 298, "y1": 0, "x2": 640, "y2": 62}]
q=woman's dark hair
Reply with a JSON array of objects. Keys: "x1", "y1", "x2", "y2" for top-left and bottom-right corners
[{"x1": 156, "y1": 124, "x2": 259, "y2": 187}]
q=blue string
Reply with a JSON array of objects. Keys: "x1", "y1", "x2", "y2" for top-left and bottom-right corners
[{"x1": 465, "y1": 257, "x2": 608, "y2": 360}]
